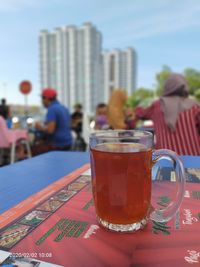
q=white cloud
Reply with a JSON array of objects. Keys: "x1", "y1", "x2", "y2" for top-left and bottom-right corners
[
  {"x1": 98, "y1": 0, "x2": 200, "y2": 41},
  {"x1": 127, "y1": 4, "x2": 200, "y2": 39}
]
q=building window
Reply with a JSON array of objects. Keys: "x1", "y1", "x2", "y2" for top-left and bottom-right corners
[
  {"x1": 109, "y1": 85, "x2": 114, "y2": 94},
  {"x1": 110, "y1": 55, "x2": 115, "y2": 82}
]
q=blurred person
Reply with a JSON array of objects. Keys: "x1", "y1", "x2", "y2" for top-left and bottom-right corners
[
  {"x1": 71, "y1": 103, "x2": 86, "y2": 151},
  {"x1": 135, "y1": 73, "x2": 200, "y2": 155},
  {"x1": 71, "y1": 103, "x2": 83, "y2": 135},
  {"x1": 0, "y1": 98, "x2": 12, "y2": 128},
  {"x1": 107, "y1": 89, "x2": 137, "y2": 129},
  {"x1": 0, "y1": 98, "x2": 11, "y2": 119},
  {"x1": 32, "y1": 88, "x2": 72, "y2": 155},
  {"x1": 124, "y1": 106, "x2": 137, "y2": 129},
  {"x1": 95, "y1": 103, "x2": 109, "y2": 130},
  {"x1": 107, "y1": 89, "x2": 127, "y2": 129}
]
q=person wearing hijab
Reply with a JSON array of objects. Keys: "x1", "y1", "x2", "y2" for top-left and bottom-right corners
[{"x1": 135, "y1": 73, "x2": 200, "y2": 155}]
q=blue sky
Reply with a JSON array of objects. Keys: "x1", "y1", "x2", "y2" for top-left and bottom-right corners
[{"x1": 0, "y1": 0, "x2": 200, "y2": 105}]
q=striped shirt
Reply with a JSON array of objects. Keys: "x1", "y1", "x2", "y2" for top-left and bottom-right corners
[{"x1": 136, "y1": 100, "x2": 200, "y2": 155}]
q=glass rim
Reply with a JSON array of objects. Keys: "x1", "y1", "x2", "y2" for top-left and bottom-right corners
[{"x1": 89, "y1": 129, "x2": 153, "y2": 139}]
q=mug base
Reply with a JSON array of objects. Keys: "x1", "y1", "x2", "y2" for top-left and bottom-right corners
[{"x1": 97, "y1": 215, "x2": 149, "y2": 233}]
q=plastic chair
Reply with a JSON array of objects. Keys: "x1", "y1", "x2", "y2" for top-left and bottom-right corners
[{"x1": 0, "y1": 116, "x2": 32, "y2": 164}]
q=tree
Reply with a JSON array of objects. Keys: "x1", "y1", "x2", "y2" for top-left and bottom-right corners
[
  {"x1": 155, "y1": 65, "x2": 172, "y2": 96},
  {"x1": 129, "y1": 66, "x2": 200, "y2": 106},
  {"x1": 127, "y1": 87, "x2": 155, "y2": 108},
  {"x1": 194, "y1": 88, "x2": 200, "y2": 102},
  {"x1": 154, "y1": 66, "x2": 200, "y2": 102},
  {"x1": 184, "y1": 68, "x2": 200, "y2": 96}
]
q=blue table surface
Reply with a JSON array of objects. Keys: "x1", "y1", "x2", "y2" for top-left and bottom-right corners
[
  {"x1": 0, "y1": 151, "x2": 89, "y2": 214},
  {"x1": 0, "y1": 152, "x2": 199, "y2": 214}
]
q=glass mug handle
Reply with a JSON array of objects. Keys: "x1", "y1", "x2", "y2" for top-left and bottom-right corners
[{"x1": 150, "y1": 149, "x2": 186, "y2": 222}]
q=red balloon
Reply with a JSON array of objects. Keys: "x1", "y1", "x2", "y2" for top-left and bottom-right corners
[{"x1": 19, "y1": 80, "x2": 32, "y2": 95}]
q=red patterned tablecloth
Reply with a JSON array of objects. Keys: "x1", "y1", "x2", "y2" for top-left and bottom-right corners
[{"x1": 0, "y1": 166, "x2": 200, "y2": 267}]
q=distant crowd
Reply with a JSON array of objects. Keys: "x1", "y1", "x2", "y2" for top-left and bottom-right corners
[
  {"x1": 71, "y1": 73, "x2": 200, "y2": 156},
  {"x1": 0, "y1": 73, "x2": 199, "y2": 165}
]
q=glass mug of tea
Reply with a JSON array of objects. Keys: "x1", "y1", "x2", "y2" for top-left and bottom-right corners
[{"x1": 89, "y1": 130, "x2": 185, "y2": 232}]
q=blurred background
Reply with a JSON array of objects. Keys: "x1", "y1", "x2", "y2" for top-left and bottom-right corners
[{"x1": 0, "y1": 0, "x2": 200, "y2": 125}]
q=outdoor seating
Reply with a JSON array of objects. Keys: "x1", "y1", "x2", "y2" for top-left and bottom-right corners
[{"x1": 0, "y1": 116, "x2": 31, "y2": 164}]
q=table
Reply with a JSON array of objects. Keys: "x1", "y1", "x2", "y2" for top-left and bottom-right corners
[
  {"x1": 0, "y1": 152, "x2": 199, "y2": 267},
  {"x1": 0, "y1": 151, "x2": 89, "y2": 214}
]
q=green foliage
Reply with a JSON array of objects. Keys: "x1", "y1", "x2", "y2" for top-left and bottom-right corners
[
  {"x1": 154, "y1": 66, "x2": 200, "y2": 100},
  {"x1": 194, "y1": 88, "x2": 200, "y2": 102},
  {"x1": 126, "y1": 87, "x2": 155, "y2": 108},
  {"x1": 184, "y1": 68, "x2": 200, "y2": 96},
  {"x1": 155, "y1": 65, "x2": 172, "y2": 96},
  {"x1": 127, "y1": 66, "x2": 200, "y2": 107}
]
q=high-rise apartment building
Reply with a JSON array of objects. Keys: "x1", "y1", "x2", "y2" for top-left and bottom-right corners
[
  {"x1": 39, "y1": 23, "x2": 137, "y2": 114},
  {"x1": 39, "y1": 23, "x2": 102, "y2": 114},
  {"x1": 102, "y1": 48, "x2": 137, "y2": 102}
]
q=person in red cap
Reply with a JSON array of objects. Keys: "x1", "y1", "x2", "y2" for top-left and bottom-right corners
[
  {"x1": 32, "y1": 88, "x2": 72, "y2": 155},
  {"x1": 42, "y1": 88, "x2": 57, "y2": 99}
]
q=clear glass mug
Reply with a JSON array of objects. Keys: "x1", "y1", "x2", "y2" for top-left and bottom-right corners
[{"x1": 89, "y1": 130, "x2": 185, "y2": 232}]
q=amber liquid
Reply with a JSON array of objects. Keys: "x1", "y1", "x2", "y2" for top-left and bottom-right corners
[{"x1": 90, "y1": 143, "x2": 152, "y2": 224}]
